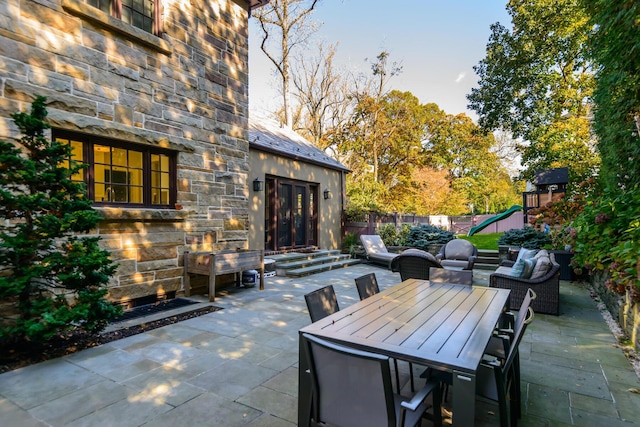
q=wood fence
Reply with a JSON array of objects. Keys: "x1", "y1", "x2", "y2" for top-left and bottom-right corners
[{"x1": 344, "y1": 211, "x2": 525, "y2": 238}]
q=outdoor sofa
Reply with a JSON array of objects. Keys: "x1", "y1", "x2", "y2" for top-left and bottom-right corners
[{"x1": 489, "y1": 249, "x2": 560, "y2": 315}]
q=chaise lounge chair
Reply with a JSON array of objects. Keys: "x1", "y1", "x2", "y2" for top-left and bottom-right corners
[{"x1": 359, "y1": 234, "x2": 399, "y2": 268}]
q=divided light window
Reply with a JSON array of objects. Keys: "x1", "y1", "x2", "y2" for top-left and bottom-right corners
[
  {"x1": 55, "y1": 130, "x2": 176, "y2": 208},
  {"x1": 86, "y1": 0, "x2": 161, "y2": 36}
]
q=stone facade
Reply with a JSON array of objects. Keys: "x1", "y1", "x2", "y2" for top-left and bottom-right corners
[
  {"x1": 0, "y1": 0, "x2": 260, "y2": 304},
  {"x1": 591, "y1": 269, "x2": 640, "y2": 352}
]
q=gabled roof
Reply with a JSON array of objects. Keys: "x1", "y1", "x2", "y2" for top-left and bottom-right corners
[
  {"x1": 249, "y1": 117, "x2": 349, "y2": 172},
  {"x1": 534, "y1": 167, "x2": 569, "y2": 185}
]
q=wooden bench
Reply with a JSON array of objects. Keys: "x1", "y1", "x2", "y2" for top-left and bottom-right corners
[{"x1": 183, "y1": 250, "x2": 264, "y2": 302}]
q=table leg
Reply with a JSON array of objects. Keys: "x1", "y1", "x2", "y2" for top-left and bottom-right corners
[
  {"x1": 452, "y1": 370, "x2": 476, "y2": 426},
  {"x1": 298, "y1": 334, "x2": 312, "y2": 426}
]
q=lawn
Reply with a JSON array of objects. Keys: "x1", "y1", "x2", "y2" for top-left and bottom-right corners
[{"x1": 457, "y1": 233, "x2": 502, "y2": 250}]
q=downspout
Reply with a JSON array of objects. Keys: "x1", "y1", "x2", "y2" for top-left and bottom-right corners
[{"x1": 340, "y1": 171, "x2": 345, "y2": 241}]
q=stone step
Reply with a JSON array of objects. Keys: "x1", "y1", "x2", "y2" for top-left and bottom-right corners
[
  {"x1": 275, "y1": 254, "x2": 351, "y2": 271},
  {"x1": 266, "y1": 249, "x2": 341, "y2": 264},
  {"x1": 475, "y1": 249, "x2": 500, "y2": 271},
  {"x1": 477, "y1": 249, "x2": 499, "y2": 258},
  {"x1": 285, "y1": 258, "x2": 362, "y2": 277},
  {"x1": 265, "y1": 250, "x2": 358, "y2": 277},
  {"x1": 474, "y1": 263, "x2": 500, "y2": 271}
]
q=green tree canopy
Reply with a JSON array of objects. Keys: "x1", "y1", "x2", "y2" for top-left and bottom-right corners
[
  {"x1": 467, "y1": 0, "x2": 599, "y2": 186},
  {"x1": 582, "y1": 0, "x2": 640, "y2": 191}
]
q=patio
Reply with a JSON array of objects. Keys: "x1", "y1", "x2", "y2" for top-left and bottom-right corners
[{"x1": 1, "y1": 264, "x2": 639, "y2": 426}]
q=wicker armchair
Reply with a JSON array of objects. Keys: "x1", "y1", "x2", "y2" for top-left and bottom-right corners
[
  {"x1": 390, "y1": 248, "x2": 443, "y2": 281},
  {"x1": 436, "y1": 239, "x2": 478, "y2": 270},
  {"x1": 489, "y1": 253, "x2": 560, "y2": 315}
]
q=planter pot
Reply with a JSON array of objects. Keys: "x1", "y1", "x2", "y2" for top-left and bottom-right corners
[
  {"x1": 504, "y1": 246, "x2": 521, "y2": 262},
  {"x1": 550, "y1": 250, "x2": 574, "y2": 281}
]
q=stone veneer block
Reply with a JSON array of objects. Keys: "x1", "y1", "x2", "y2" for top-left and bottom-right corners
[{"x1": 0, "y1": 0, "x2": 253, "y2": 303}]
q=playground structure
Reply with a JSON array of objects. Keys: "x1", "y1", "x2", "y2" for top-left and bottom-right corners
[{"x1": 468, "y1": 205, "x2": 522, "y2": 236}]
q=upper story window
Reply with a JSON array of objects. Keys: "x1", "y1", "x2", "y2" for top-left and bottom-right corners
[
  {"x1": 86, "y1": 0, "x2": 161, "y2": 36},
  {"x1": 55, "y1": 130, "x2": 176, "y2": 208}
]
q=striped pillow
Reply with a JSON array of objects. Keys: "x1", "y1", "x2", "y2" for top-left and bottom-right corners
[
  {"x1": 530, "y1": 255, "x2": 551, "y2": 279},
  {"x1": 511, "y1": 258, "x2": 536, "y2": 279},
  {"x1": 520, "y1": 258, "x2": 536, "y2": 279}
]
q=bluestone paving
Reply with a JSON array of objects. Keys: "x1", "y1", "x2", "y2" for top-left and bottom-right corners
[
  {"x1": 525, "y1": 383, "x2": 573, "y2": 424},
  {"x1": 1, "y1": 264, "x2": 639, "y2": 426}
]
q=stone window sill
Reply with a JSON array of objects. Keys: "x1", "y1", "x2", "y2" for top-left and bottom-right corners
[
  {"x1": 96, "y1": 207, "x2": 188, "y2": 222},
  {"x1": 62, "y1": 0, "x2": 172, "y2": 56}
]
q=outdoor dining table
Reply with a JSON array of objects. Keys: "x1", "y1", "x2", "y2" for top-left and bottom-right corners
[{"x1": 298, "y1": 278, "x2": 511, "y2": 426}]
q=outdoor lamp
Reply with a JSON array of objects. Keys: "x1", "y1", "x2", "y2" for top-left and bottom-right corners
[
  {"x1": 253, "y1": 177, "x2": 264, "y2": 192},
  {"x1": 323, "y1": 188, "x2": 331, "y2": 200}
]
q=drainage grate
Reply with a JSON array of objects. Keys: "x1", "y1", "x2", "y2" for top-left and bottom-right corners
[{"x1": 112, "y1": 298, "x2": 200, "y2": 323}]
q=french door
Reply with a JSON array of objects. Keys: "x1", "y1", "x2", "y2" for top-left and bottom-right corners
[{"x1": 265, "y1": 178, "x2": 318, "y2": 250}]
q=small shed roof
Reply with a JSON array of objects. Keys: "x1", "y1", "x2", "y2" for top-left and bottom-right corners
[
  {"x1": 249, "y1": 117, "x2": 349, "y2": 172},
  {"x1": 534, "y1": 167, "x2": 569, "y2": 185}
]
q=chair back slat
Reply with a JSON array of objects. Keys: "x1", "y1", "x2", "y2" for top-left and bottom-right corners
[
  {"x1": 304, "y1": 285, "x2": 340, "y2": 323},
  {"x1": 429, "y1": 268, "x2": 473, "y2": 286},
  {"x1": 355, "y1": 273, "x2": 380, "y2": 300}
]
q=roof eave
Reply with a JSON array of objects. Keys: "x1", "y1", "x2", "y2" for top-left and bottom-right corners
[
  {"x1": 249, "y1": 0, "x2": 270, "y2": 11},
  {"x1": 249, "y1": 141, "x2": 351, "y2": 173}
]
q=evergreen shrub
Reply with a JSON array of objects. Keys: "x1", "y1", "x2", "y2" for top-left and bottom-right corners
[
  {"x1": 498, "y1": 227, "x2": 552, "y2": 249},
  {"x1": 405, "y1": 224, "x2": 456, "y2": 250},
  {"x1": 0, "y1": 97, "x2": 121, "y2": 345}
]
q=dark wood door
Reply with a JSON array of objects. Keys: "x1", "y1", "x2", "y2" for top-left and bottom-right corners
[{"x1": 267, "y1": 179, "x2": 317, "y2": 250}]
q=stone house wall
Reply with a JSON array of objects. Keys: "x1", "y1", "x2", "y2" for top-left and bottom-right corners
[{"x1": 0, "y1": 0, "x2": 256, "y2": 305}]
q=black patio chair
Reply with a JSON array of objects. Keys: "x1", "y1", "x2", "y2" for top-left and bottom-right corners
[
  {"x1": 302, "y1": 333, "x2": 442, "y2": 427},
  {"x1": 304, "y1": 285, "x2": 339, "y2": 323},
  {"x1": 476, "y1": 288, "x2": 535, "y2": 426},
  {"x1": 354, "y1": 272, "x2": 413, "y2": 393},
  {"x1": 436, "y1": 239, "x2": 478, "y2": 270},
  {"x1": 355, "y1": 273, "x2": 380, "y2": 300},
  {"x1": 391, "y1": 249, "x2": 442, "y2": 281}
]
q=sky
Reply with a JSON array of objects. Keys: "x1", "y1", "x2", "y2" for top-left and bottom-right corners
[{"x1": 248, "y1": 0, "x2": 513, "y2": 120}]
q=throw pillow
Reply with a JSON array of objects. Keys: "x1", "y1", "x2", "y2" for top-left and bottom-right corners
[
  {"x1": 509, "y1": 259, "x2": 524, "y2": 277},
  {"x1": 510, "y1": 259, "x2": 526, "y2": 277},
  {"x1": 533, "y1": 249, "x2": 549, "y2": 260},
  {"x1": 511, "y1": 257, "x2": 537, "y2": 278},
  {"x1": 520, "y1": 258, "x2": 536, "y2": 279},
  {"x1": 515, "y1": 248, "x2": 537, "y2": 263},
  {"x1": 530, "y1": 255, "x2": 551, "y2": 279}
]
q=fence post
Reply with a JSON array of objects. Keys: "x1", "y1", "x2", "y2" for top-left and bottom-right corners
[{"x1": 368, "y1": 211, "x2": 374, "y2": 235}]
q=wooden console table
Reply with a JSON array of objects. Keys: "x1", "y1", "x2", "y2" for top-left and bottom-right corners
[{"x1": 183, "y1": 250, "x2": 264, "y2": 301}]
